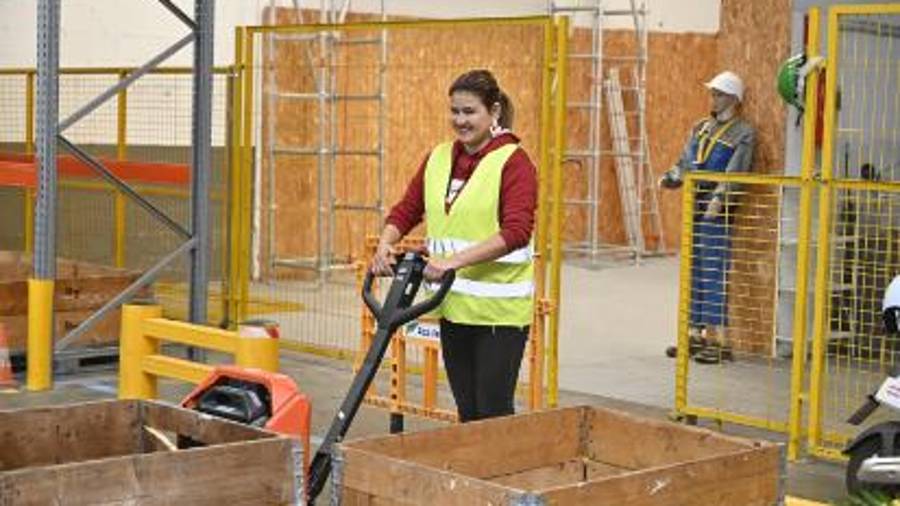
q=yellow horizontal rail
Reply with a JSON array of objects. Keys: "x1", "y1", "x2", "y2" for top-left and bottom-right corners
[
  {"x1": 142, "y1": 354, "x2": 213, "y2": 385},
  {"x1": 831, "y1": 179, "x2": 900, "y2": 192},
  {"x1": 119, "y1": 305, "x2": 279, "y2": 400},
  {"x1": 60, "y1": 179, "x2": 227, "y2": 200},
  {"x1": 247, "y1": 15, "x2": 552, "y2": 35},
  {"x1": 831, "y1": 3, "x2": 900, "y2": 15},
  {"x1": 785, "y1": 497, "x2": 827, "y2": 506},
  {"x1": 808, "y1": 446, "x2": 848, "y2": 462},
  {"x1": 142, "y1": 317, "x2": 238, "y2": 354},
  {"x1": 0, "y1": 66, "x2": 234, "y2": 76},
  {"x1": 364, "y1": 395, "x2": 457, "y2": 422},
  {"x1": 684, "y1": 172, "x2": 804, "y2": 186},
  {"x1": 278, "y1": 340, "x2": 358, "y2": 362},
  {"x1": 682, "y1": 406, "x2": 791, "y2": 433}
]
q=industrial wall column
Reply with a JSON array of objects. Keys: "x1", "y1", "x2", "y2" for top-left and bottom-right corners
[
  {"x1": 29, "y1": 0, "x2": 61, "y2": 390},
  {"x1": 189, "y1": 0, "x2": 215, "y2": 349},
  {"x1": 29, "y1": 1, "x2": 216, "y2": 389}
]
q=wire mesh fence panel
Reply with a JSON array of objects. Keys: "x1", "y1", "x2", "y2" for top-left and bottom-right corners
[
  {"x1": 804, "y1": 6, "x2": 900, "y2": 460},
  {"x1": 0, "y1": 187, "x2": 25, "y2": 251},
  {"x1": 812, "y1": 185, "x2": 900, "y2": 458},
  {"x1": 0, "y1": 66, "x2": 234, "y2": 356},
  {"x1": 830, "y1": 12, "x2": 900, "y2": 183},
  {"x1": 676, "y1": 175, "x2": 793, "y2": 433},
  {"x1": 57, "y1": 184, "x2": 116, "y2": 265},
  {"x1": 0, "y1": 74, "x2": 28, "y2": 151},
  {"x1": 0, "y1": 74, "x2": 32, "y2": 255},
  {"x1": 245, "y1": 18, "x2": 552, "y2": 360}
]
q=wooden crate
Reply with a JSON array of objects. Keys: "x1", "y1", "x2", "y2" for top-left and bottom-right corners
[
  {"x1": 0, "y1": 400, "x2": 304, "y2": 505},
  {"x1": 334, "y1": 406, "x2": 784, "y2": 505},
  {"x1": 0, "y1": 251, "x2": 141, "y2": 352}
]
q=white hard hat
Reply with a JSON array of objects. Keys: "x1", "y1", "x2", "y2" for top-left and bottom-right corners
[
  {"x1": 884, "y1": 275, "x2": 900, "y2": 333},
  {"x1": 705, "y1": 71, "x2": 744, "y2": 102},
  {"x1": 883, "y1": 276, "x2": 900, "y2": 311}
]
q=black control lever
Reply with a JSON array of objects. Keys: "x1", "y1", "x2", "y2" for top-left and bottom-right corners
[
  {"x1": 847, "y1": 394, "x2": 881, "y2": 426},
  {"x1": 307, "y1": 252, "x2": 454, "y2": 503}
]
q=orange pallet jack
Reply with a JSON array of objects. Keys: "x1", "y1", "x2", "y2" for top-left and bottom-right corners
[
  {"x1": 181, "y1": 252, "x2": 454, "y2": 505},
  {"x1": 180, "y1": 365, "x2": 312, "y2": 470}
]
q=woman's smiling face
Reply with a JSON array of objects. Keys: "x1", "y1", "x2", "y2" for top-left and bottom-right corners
[{"x1": 450, "y1": 90, "x2": 498, "y2": 153}]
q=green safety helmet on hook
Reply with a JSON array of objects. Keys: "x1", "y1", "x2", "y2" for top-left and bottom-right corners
[{"x1": 777, "y1": 53, "x2": 824, "y2": 113}]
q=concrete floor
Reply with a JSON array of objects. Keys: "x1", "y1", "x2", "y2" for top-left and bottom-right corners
[
  {"x1": 0, "y1": 256, "x2": 849, "y2": 502},
  {"x1": 557, "y1": 256, "x2": 845, "y2": 501}
]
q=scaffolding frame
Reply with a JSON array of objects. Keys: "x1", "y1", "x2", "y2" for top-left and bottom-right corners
[
  {"x1": 549, "y1": 0, "x2": 663, "y2": 262},
  {"x1": 260, "y1": 0, "x2": 387, "y2": 281}
]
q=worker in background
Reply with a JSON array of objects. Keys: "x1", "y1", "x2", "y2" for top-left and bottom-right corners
[
  {"x1": 660, "y1": 70, "x2": 756, "y2": 364},
  {"x1": 371, "y1": 69, "x2": 538, "y2": 422}
]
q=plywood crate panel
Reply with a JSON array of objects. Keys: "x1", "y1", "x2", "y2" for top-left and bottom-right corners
[
  {"x1": 335, "y1": 405, "x2": 784, "y2": 505},
  {"x1": 0, "y1": 400, "x2": 304, "y2": 505}
]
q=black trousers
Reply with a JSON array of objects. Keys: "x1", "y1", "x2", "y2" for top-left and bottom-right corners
[{"x1": 439, "y1": 319, "x2": 528, "y2": 423}]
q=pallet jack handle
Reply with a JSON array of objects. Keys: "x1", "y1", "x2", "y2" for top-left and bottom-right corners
[
  {"x1": 362, "y1": 257, "x2": 455, "y2": 329},
  {"x1": 306, "y1": 252, "x2": 454, "y2": 503}
]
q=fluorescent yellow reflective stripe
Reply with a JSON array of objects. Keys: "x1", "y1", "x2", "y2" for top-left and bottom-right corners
[
  {"x1": 428, "y1": 278, "x2": 534, "y2": 298},
  {"x1": 426, "y1": 237, "x2": 533, "y2": 264}
]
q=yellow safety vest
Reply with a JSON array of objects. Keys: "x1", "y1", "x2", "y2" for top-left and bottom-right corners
[{"x1": 424, "y1": 142, "x2": 534, "y2": 326}]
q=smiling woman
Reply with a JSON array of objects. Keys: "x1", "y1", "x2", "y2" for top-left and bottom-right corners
[{"x1": 370, "y1": 68, "x2": 538, "y2": 423}]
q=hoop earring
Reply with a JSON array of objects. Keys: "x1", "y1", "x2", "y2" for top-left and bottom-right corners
[{"x1": 490, "y1": 118, "x2": 502, "y2": 137}]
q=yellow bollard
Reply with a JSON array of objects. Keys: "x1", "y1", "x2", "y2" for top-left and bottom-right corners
[
  {"x1": 27, "y1": 278, "x2": 54, "y2": 391},
  {"x1": 118, "y1": 304, "x2": 162, "y2": 399},
  {"x1": 234, "y1": 322, "x2": 279, "y2": 372}
]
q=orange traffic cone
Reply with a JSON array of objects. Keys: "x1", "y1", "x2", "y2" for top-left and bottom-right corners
[{"x1": 0, "y1": 323, "x2": 17, "y2": 388}]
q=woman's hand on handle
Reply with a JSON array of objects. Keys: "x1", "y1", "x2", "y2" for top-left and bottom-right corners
[
  {"x1": 370, "y1": 224, "x2": 403, "y2": 276},
  {"x1": 371, "y1": 241, "x2": 396, "y2": 276},
  {"x1": 424, "y1": 257, "x2": 459, "y2": 282}
]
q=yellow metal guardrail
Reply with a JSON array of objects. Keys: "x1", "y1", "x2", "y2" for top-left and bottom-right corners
[
  {"x1": 118, "y1": 303, "x2": 278, "y2": 400},
  {"x1": 674, "y1": 4, "x2": 900, "y2": 465},
  {"x1": 805, "y1": 2, "x2": 900, "y2": 462}
]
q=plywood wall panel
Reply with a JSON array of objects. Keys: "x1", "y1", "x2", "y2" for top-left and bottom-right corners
[
  {"x1": 264, "y1": 10, "x2": 546, "y2": 268},
  {"x1": 717, "y1": 0, "x2": 791, "y2": 353},
  {"x1": 261, "y1": 4, "x2": 790, "y2": 268}
]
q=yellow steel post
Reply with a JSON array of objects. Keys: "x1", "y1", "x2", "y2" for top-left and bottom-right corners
[
  {"x1": 808, "y1": 5, "x2": 841, "y2": 452},
  {"x1": 219, "y1": 69, "x2": 235, "y2": 325},
  {"x1": 226, "y1": 28, "x2": 246, "y2": 327},
  {"x1": 113, "y1": 70, "x2": 128, "y2": 268},
  {"x1": 114, "y1": 193, "x2": 126, "y2": 268},
  {"x1": 674, "y1": 175, "x2": 697, "y2": 413},
  {"x1": 239, "y1": 29, "x2": 255, "y2": 321},
  {"x1": 24, "y1": 72, "x2": 35, "y2": 254},
  {"x1": 116, "y1": 70, "x2": 128, "y2": 160},
  {"x1": 547, "y1": 15, "x2": 569, "y2": 408},
  {"x1": 234, "y1": 334, "x2": 279, "y2": 371},
  {"x1": 25, "y1": 71, "x2": 35, "y2": 154},
  {"x1": 787, "y1": 6, "x2": 820, "y2": 462},
  {"x1": 530, "y1": 19, "x2": 555, "y2": 411},
  {"x1": 423, "y1": 344, "x2": 438, "y2": 410},
  {"x1": 118, "y1": 304, "x2": 163, "y2": 399}
]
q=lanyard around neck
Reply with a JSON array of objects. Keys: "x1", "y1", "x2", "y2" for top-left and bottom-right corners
[{"x1": 695, "y1": 118, "x2": 737, "y2": 165}]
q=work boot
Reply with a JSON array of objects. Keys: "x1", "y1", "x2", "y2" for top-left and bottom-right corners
[
  {"x1": 665, "y1": 326, "x2": 707, "y2": 358},
  {"x1": 693, "y1": 326, "x2": 734, "y2": 364}
]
